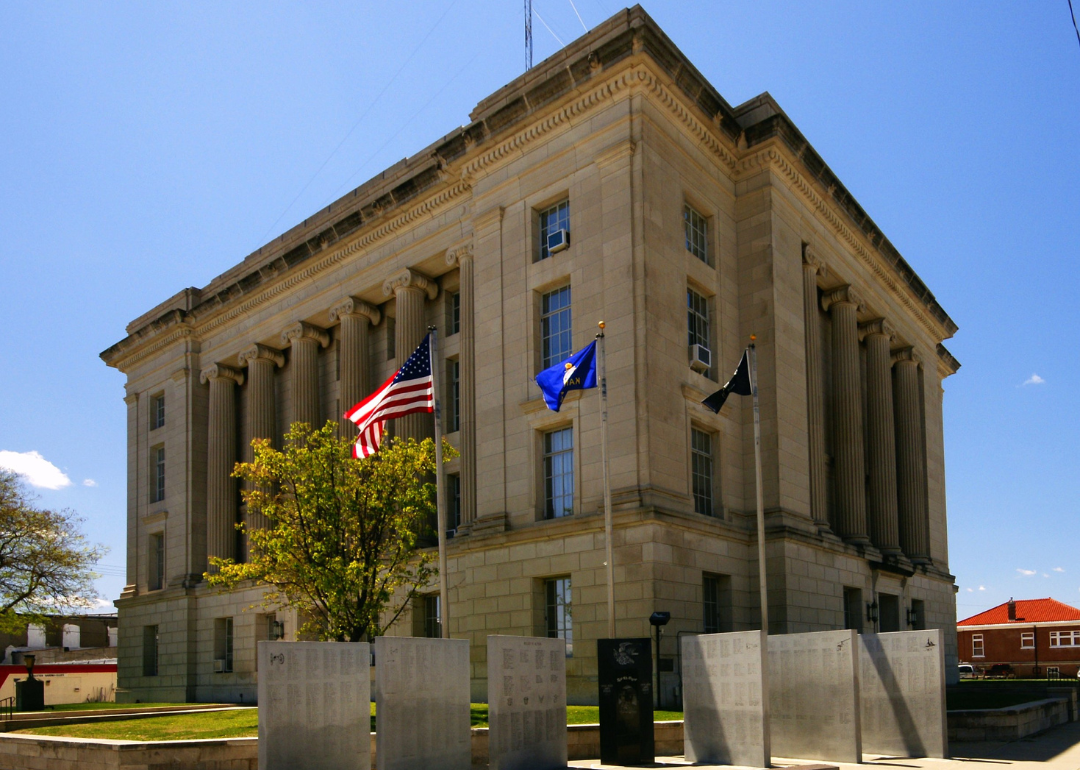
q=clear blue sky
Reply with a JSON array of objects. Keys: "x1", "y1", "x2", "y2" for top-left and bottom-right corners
[{"x1": 1, "y1": 2, "x2": 1077, "y2": 618}]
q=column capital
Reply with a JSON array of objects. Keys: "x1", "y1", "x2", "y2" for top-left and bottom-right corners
[
  {"x1": 891, "y1": 346, "x2": 921, "y2": 365},
  {"x1": 859, "y1": 318, "x2": 896, "y2": 342},
  {"x1": 123, "y1": 393, "x2": 139, "y2": 406},
  {"x1": 821, "y1": 285, "x2": 865, "y2": 313},
  {"x1": 200, "y1": 364, "x2": 244, "y2": 386},
  {"x1": 802, "y1": 244, "x2": 828, "y2": 277},
  {"x1": 382, "y1": 268, "x2": 438, "y2": 300},
  {"x1": 238, "y1": 343, "x2": 285, "y2": 369},
  {"x1": 445, "y1": 241, "x2": 474, "y2": 267},
  {"x1": 328, "y1": 296, "x2": 381, "y2": 326},
  {"x1": 281, "y1": 321, "x2": 330, "y2": 349}
]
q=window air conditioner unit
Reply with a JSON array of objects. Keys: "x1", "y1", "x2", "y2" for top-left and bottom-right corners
[
  {"x1": 213, "y1": 658, "x2": 227, "y2": 673},
  {"x1": 546, "y1": 229, "x2": 570, "y2": 254},
  {"x1": 689, "y1": 344, "x2": 711, "y2": 373}
]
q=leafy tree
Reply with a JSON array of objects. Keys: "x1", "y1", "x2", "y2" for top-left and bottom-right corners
[
  {"x1": 207, "y1": 422, "x2": 452, "y2": 642},
  {"x1": 0, "y1": 470, "x2": 107, "y2": 633}
]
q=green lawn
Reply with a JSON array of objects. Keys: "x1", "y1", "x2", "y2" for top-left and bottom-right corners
[{"x1": 17, "y1": 703, "x2": 685, "y2": 742}]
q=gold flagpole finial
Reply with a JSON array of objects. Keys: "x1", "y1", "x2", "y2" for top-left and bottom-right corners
[{"x1": 598, "y1": 320, "x2": 605, "y2": 330}]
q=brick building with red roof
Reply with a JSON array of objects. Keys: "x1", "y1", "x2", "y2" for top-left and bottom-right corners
[{"x1": 958, "y1": 598, "x2": 1080, "y2": 678}]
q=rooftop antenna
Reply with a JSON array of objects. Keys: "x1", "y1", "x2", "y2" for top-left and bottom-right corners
[{"x1": 525, "y1": 0, "x2": 533, "y2": 70}]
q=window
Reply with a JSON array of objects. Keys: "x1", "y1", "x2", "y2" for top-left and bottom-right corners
[
  {"x1": 151, "y1": 446, "x2": 165, "y2": 503},
  {"x1": 450, "y1": 292, "x2": 461, "y2": 335},
  {"x1": 1021, "y1": 632, "x2": 1035, "y2": 649},
  {"x1": 151, "y1": 393, "x2": 165, "y2": 430},
  {"x1": 703, "y1": 573, "x2": 731, "y2": 634},
  {"x1": 909, "y1": 599, "x2": 925, "y2": 630},
  {"x1": 543, "y1": 427, "x2": 574, "y2": 519},
  {"x1": 972, "y1": 633, "x2": 985, "y2": 657},
  {"x1": 684, "y1": 204, "x2": 709, "y2": 264},
  {"x1": 687, "y1": 288, "x2": 710, "y2": 352},
  {"x1": 214, "y1": 618, "x2": 234, "y2": 673},
  {"x1": 149, "y1": 533, "x2": 165, "y2": 591},
  {"x1": 691, "y1": 428, "x2": 714, "y2": 516},
  {"x1": 878, "y1": 593, "x2": 901, "y2": 633},
  {"x1": 1050, "y1": 631, "x2": 1080, "y2": 647},
  {"x1": 448, "y1": 473, "x2": 461, "y2": 531},
  {"x1": 447, "y1": 359, "x2": 460, "y2": 433},
  {"x1": 538, "y1": 199, "x2": 570, "y2": 261},
  {"x1": 541, "y1": 286, "x2": 572, "y2": 369},
  {"x1": 143, "y1": 625, "x2": 159, "y2": 677},
  {"x1": 1048, "y1": 666, "x2": 1061, "y2": 678},
  {"x1": 843, "y1": 587, "x2": 863, "y2": 633},
  {"x1": 545, "y1": 577, "x2": 573, "y2": 657},
  {"x1": 423, "y1": 595, "x2": 441, "y2": 638}
]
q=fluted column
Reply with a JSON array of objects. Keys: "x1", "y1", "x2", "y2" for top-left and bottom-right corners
[
  {"x1": 860, "y1": 319, "x2": 903, "y2": 557},
  {"x1": 822, "y1": 285, "x2": 869, "y2": 544},
  {"x1": 802, "y1": 247, "x2": 829, "y2": 531},
  {"x1": 281, "y1": 322, "x2": 329, "y2": 434},
  {"x1": 447, "y1": 243, "x2": 476, "y2": 525},
  {"x1": 382, "y1": 268, "x2": 438, "y2": 441},
  {"x1": 329, "y1": 297, "x2": 381, "y2": 435},
  {"x1": 238, "y1": 344, "x2": 284, "y2": 535},
  {"x1": 201, "y1": 364, "x2": 243, "y2": 570},
  {"x1": 893, "y1": 347, "x2": 930, "y2": 563}
]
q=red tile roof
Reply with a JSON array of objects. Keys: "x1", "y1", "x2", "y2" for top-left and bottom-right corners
[{"x1": 958, "y1": 598, "x2": 1080, "y2": 626}]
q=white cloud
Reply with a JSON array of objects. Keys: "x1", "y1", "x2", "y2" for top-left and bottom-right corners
[
  {"x1": 1053, "y1": 567, "x2": 1065, "y2": 573},
  {"x1": 979, "y1": 585, "x2": 986, "y2": 591},
  {"x1": 966, "y1": 588, "x2": 973, "y2": 593},
  {"x1": 1023, "y1": 373, "x2": 1045, "y2": 386},
  {"x1": 82, "y1": 479, "x2": 97, "y2": 487},
  {"x1": 0, "y1": 450, "x2": 71, "y2": 490},
  {"x1": 1017, "y1": 568, "x2": 1036, "y2": 576},
  {"x1": 1044, "y1": 573, "x2": 1051, "y2": 578}
]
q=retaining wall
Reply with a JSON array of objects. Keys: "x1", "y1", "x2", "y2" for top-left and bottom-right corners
[{"x1": 948, "y1": 698, "x2": 1073, "y2": 742}]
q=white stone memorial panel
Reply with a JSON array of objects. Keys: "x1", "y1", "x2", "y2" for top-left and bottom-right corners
[
  {"x1": 487, "y1": 636, "x2": 567, "y2": 770},
  {"x1": 768, "y1": 629, "x2": 860, "y2": 763},
  {"x1": 859, "y1": 629, "x2": 948, "y2": 758},
  {"x1": 681, "y1": 630, "x2": 770, "y2": 767},
  {"x1": 258, "y1": 641, "x2": 371, "y2": 770},
  {"x1": 375, "y1": 636, "x2": 471, "y2": 770}
]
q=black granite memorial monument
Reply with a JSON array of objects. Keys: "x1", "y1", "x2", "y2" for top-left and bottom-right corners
[{"x1": 598, "y1": 638, "x2": 654, "y2": 765}]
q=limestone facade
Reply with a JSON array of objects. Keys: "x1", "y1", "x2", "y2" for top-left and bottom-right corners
[{"x1": 101, "y1": 6, "x2": 961, "y2": 705}]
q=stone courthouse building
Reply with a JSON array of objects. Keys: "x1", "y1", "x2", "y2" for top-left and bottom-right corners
[{"x1": 102, "y1": 7, "x2": 961, "y2": 704}]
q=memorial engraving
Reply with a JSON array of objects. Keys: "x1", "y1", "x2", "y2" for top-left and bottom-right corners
[
  {"x1": 859, "y1": 629, "x2": 948, "y2": 758},
  {"x1": 487, "y1": 635, "x2": 567, "y2": 770},
  {"x1": 258, "y1": 641, "x2": 371, "y2": 770},
  {"x1": 681, "y1": 630, "x2": 769, "y2": 768},
  {"x1": 598, "y1": 638, "x2": 653, "y2": 766},
  {"x1": 375, "y1": 636, "x2": 471, "y2": 770},
  {"x1": 768, "y1": 629, "x2": 860, "y2": 763}
]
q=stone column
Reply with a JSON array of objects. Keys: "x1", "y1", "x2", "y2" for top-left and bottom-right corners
[
  {"x1": 802, "y1": 247, "x2": 829, "y2": 531},
  {"x1": 893, "y1": 347, "x2": 930, "y2": 563},
  {"x1": 238, "y1": 344, "x2": 284, "y2": 534},
  {"x1": 122, "y1": 392, "x2": 139, "y2": 598},
  {"x1": 382, "y1": 268, "x2": 438, "y2": 441},
  {"x1": 822, "y1": 285, "x2": 869, "y2": 544},
  {"x1": 447, "y1": 243, "x2": 476, "y2": 526},
  {"x1": 860, "y1": 319, "x2": 903, "y2": 557},
  {"x1": 329, "y1": 297, "x2": 381, "y2": 434},
  {"x1": 200, "y1": 364, "x2": 243, "y2": 570},
  {"x1": 281, "y1": 322, "x2": 330, "y2": 434}
]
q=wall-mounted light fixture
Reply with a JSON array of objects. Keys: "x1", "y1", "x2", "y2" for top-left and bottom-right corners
[
  {"x1": 866, "y1": 601, "x2": 879, "y2": 625},
  {"x1": 270, "y1": 621, "x2": 285, "y2": 641},
  {"x1": 906, "y1": 606, "x2": 919, "y2": 628}
]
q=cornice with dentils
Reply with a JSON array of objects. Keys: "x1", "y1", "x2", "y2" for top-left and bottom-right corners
[{"x1": 101, "y1": 7, "x2": 956, "y2": 372}]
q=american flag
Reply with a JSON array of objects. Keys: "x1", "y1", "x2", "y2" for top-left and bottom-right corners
[{"x1": 344, "y1": 333, "x2": 434, "y2": 459}]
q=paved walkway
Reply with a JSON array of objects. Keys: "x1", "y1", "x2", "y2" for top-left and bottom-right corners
[{"x1": 569, "y1": 721, "x2": 1080, "y2": 770}]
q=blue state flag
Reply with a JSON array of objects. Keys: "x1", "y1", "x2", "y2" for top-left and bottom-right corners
[{"x1": 535, "y1": 341, "x2": 598, "y2": 412}]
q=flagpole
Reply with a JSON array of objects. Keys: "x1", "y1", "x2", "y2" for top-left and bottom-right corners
[
  {"x1": 748, "y1": 338, "x2": 768, "y2": 637},
  {"x1": 428, "y1": 326, "x2": 450, "y2": 639},
  {"x1": 597, "y1": 321, "x2": 616, "y2": 639}
]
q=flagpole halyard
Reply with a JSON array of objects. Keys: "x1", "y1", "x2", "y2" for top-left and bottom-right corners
[
  {"x1": 597, "y1": 321, "x2": 616, "y2": 639},
  {"x1": 429, "y1": 325, "x2": 450, "y2": 639},
  {"x1": 749, "y1": 338, "x2": 768, "y2": 637}
]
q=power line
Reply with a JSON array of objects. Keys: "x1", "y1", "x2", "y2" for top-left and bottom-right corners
[
  {"x1": 533, "y1": 7, "x2": 564, "y2": 46},
  {"x1": 1069, "y1": 0, "x2": 1080, "y2": 52},
  {"x1": 255, "y1": 0, "x2": 461, "y2": 248}
]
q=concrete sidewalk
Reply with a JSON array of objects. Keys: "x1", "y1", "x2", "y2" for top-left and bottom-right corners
[{"x1": 569, "y1": 720, "x2": 1080, "y2": 770}]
